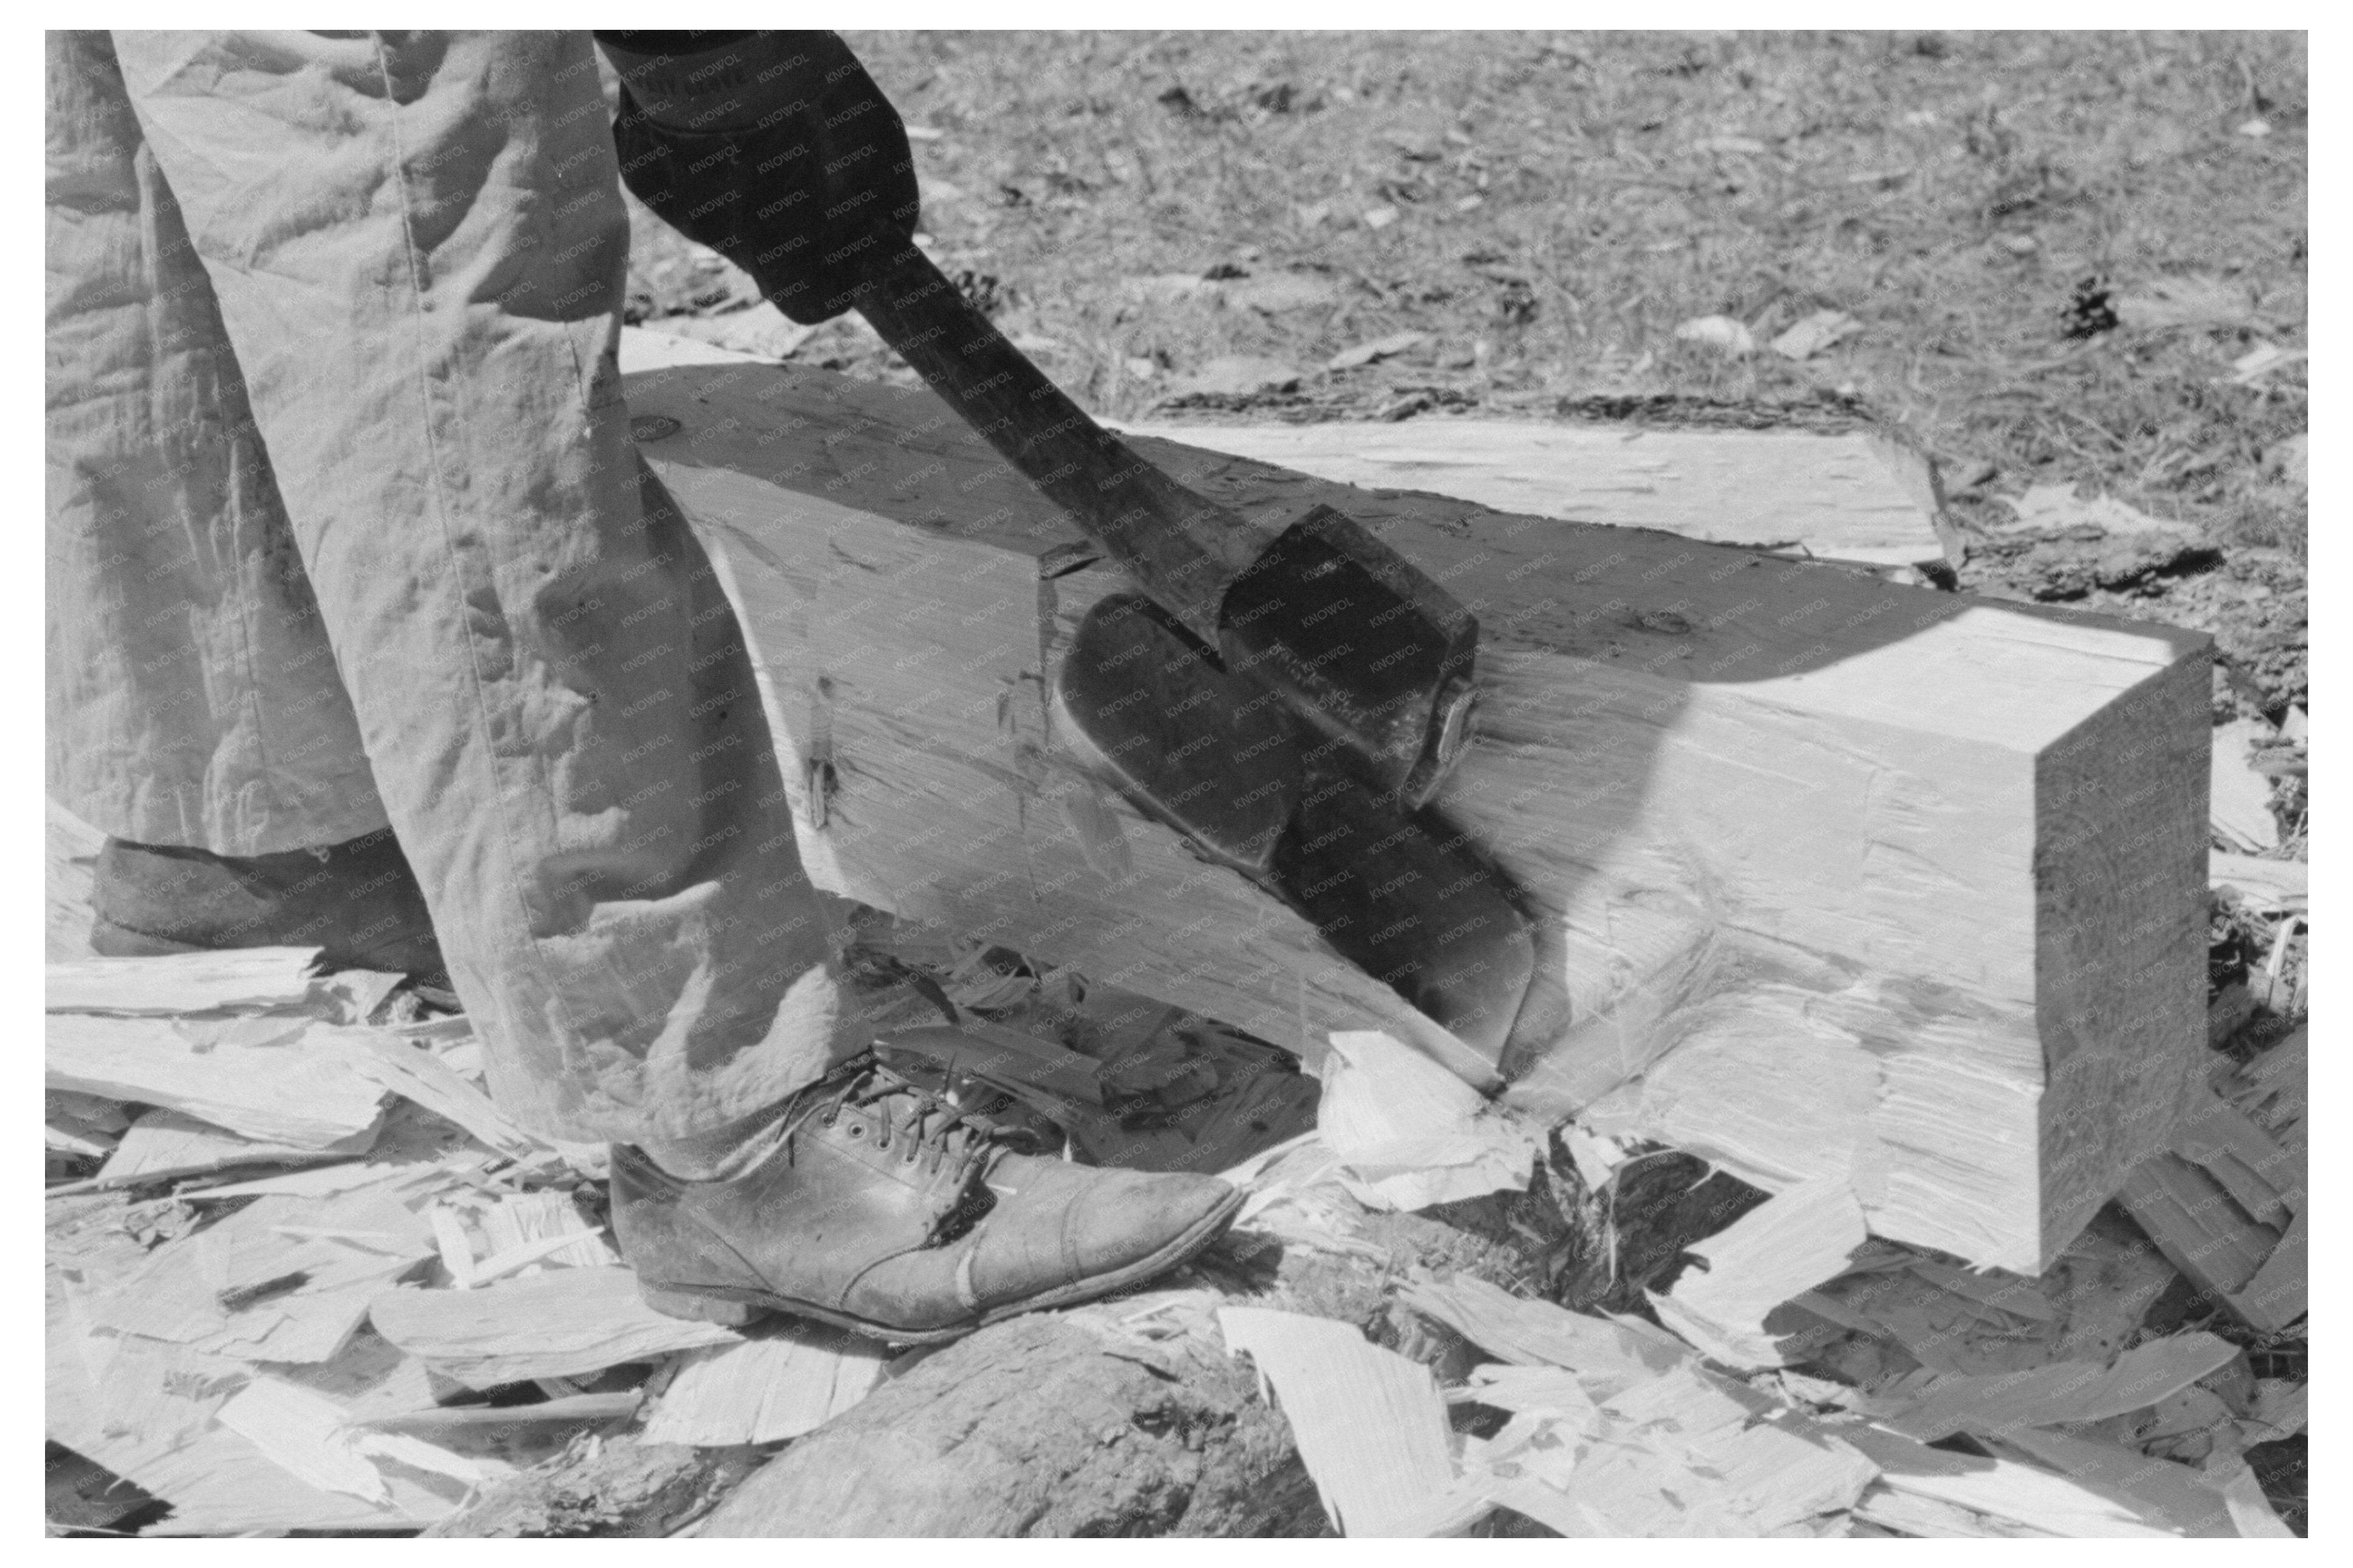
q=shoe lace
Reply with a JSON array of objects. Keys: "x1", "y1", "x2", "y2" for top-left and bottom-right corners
[{"x1": 793, "y1": 1054, "x2": 998, "y2": 1185}]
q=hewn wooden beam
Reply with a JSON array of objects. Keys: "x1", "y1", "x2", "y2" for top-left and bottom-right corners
[
  {"x1": 1109, "y1": 417, "x2": 1957, "y2": 566},
  {"x1": 620, "y1": 347, "x2": 2208, "y2": 1272}
]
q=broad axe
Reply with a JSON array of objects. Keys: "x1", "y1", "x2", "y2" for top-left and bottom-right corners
[{"x1": 602, "y1": 30, "x2": 1535, "y2": 1061}]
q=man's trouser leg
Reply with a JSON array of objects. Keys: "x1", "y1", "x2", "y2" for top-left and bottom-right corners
[
  {"x1": 49, "y1": 29, "x2": 854, "y2": 1162},
  {"x1": 45, "y1": 30, "x2": 387, "y2": 855}
]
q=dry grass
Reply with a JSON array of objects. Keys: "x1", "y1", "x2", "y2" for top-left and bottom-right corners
[
  {"x1": 854, "y1": 32, "x2": 2305, "y2": 543},
  {"x1": 627, "y1": 32, "x2": 2308, "y2": 530}
]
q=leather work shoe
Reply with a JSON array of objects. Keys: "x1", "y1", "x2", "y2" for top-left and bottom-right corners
[
  {"x1": 91, "y1": 828, "x2": 447, "y2": 983},
  {"x1": 612, "y1": 1053, "x2": 1246, "y2": 1344}
]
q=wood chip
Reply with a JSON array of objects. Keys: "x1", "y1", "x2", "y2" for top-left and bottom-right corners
[
  {"x1": 1559, "y1": 1123, "x2": 1633, "y2": 1189},
  {"x1": 2209, "y1": 851, "x2": 2307, "y2": 914},
  {"x1": 92, "y1": 1188, "x2": 435, "y2": 1364},
  {"x1": 2240, "y1": 1378, "x2": 2307, "y2": 1444},
  {"x1": 46, "y1": 1121, "x2": 118, "y2": 1161},
  {"x1": 1904, "y1": 1257, "x2": 2061, "y2": 1322},
  {"x1": 469, "y1": 1230, "x2": 610, "y2": 1286},
  {"x1": 1399, "y1": 1274, "x2": 1683, "y2": 1398},
  {"x1": 276, "y1": 1327, "x2": 442, "y2": 1423},
  {"x1": 2116, "y1": 274, "x2": 2261, "y2": 332},
  {"x1": 1118, "y1": 271, "x2": 1217, "y2": 304},
  {"x1": 642, "y1": 1322, "x2": 890, "y2": 1446},
  {"x1": 1996, "y1": 484, "x2": 2183, "y2": 538},
  {"x1": 2209, "y1": 719, "x2": 2281, "y2": 852},
  {"x1": 1852, "y1": 1481, "x2": 2063, "y2": 1538},
  {"x1": 1316, "y1": 1031, "x2": 1534, "y2": 1210},
  {"x1": 1480, "y1": 1389, "x2": 1873, "y2": 1541},
  {"x1": 360, "y1": 1391, "x2": 643, "y2": 1437},
  {"x1": 46, "y1": 1216, "x2": 462, "y2": 1535},
  {"x1": 1867, "y1": 1331, "x2": 2241, "y2": 1441},
  {"x1": 1795, "y1": 1219, "x2": 2174, "y2": 1381},
  {"x1": 369, "y1": 1267, "x2": 740, "y2": 1388},
  {"x1": 1220, "y1": 272, "x2": 1341, "y2": 313},
  {"x1": 48, "y1": 1090, "x2": 130, "y2": 1161},
  {"x1": 428, "y1": 1204, "x2": 478, "y2": 1288},
  {"x1": 320, "y1": 969, "x2": 409, "y2": 1025},
  {"x1": 1842, "y1": 1424, "x2": 2190, "y2": 1538},
  {"x1": 47, "y1": 1012, "x2": 386, "y2": 1149},
  {"x1": 1673, "y1": 313, "x2": 1757, "y2": 356},
  {"x1": 2227, "y1": 343, "x2": 2303, "y2": 385},
  {"x1": 2169, "y1": 1079, "x2": 2302, "y2": 1222},
  {"x1": 473, "y1": 1190, "x2": 618, "y2": 1276},
  {"x1": 1169, "y1": 354, "x2": 1304, "y2": 397},
  {"x1": 1218, "y1": 1306, "x2": 1457, "y2": 1537},
  {"x1": 1485, "y1": 1470, "x2": 1665, "y2": 1535},
  {"x1": 1675, "y1": 1416, "x2": 1878, "y2": 1534},
  {"x1": 1987, "y1": 1427, "x2": 2237, "y2": 1536},
  {"x1": 98, "y1": 1107, "x2": 384, "y2": 1186},
  {"x1": 2119, "y1": 1154, "x2": 2274, "y2": 1275},
  {"x1": 207, "y1": 1274, "x2": 425, "y2": 1367},
  {"x1": 2232, "y1": 1025, "x2": 2307, "y2": 1132},
  {"x1": 217, "y1": 1375, "x2": 495, "y2": 1508},
  {"x1": 335, "y1": 1027, "x2": 536, "y2": 1155},
  {"x1": 2210, "y1": 1454, "x2": 2298, "y2": 1538},
  {"x1": 1651, "y1": 1174, "x2": 1867, "y2": 1367},
  {"x1": 1769, "y1": 308, "x2": 1861, "y2": 361},
  {"x1": 2231, "y1": 1208, "x2": 2306, "y2": 1331},
  {"x1": 1601, "y1": 1357, "x2": 1769, "y2": 1429},
  {"x1": 47, "y1": 1089, "x2": 128, "y2": 1134},
  {"x1": 187, "y1": 1147, "x2": 475, "y2": 1204},
  {"x1": 1458, "y1": 1363, "x2": 1601, "y2": 1425},
  {"x1": 1327, "y1": 330, "x2": 1427, "y2": 371},
  {"x1": 46, "y1": 946, "x2": 324, "y2": 1014},
  {"x1": 216, "y1": 1376, "x2": 408, "y2": 1505}
]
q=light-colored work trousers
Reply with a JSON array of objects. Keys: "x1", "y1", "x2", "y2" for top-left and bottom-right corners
[{"x1": 46, "y1": 30, "x2": 855, "y2": 1161}]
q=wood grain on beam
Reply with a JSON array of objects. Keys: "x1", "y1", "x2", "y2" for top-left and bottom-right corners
[
  {"x1": 1108, "y1": 418, "x2": 1954, "y2": 566},
  {"x1": 621, "y1": 354, "x2": 2207, "y2": 1272}
]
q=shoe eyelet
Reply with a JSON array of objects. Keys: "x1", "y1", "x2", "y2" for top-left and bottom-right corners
[{"x1": 846, "y1": 1122, "x2": 864, "y2": 1138}]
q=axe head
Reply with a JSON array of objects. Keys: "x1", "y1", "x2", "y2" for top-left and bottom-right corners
[
  {"x1": 1052, "y1": 593, "x2": 1301, "y2": 877},
  {"x1": 1215, "y1": 505, "x2": 1479, "y2": 811},
  {"x1": 1054, "y1": 591, "x2": 1533, "y2": 1066}
]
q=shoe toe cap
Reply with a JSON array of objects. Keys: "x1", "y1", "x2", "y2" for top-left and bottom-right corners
[
  {"x1": 1083, "y1": 1168, "x2": 1239, "y2": 1264},
  {"x1": 975, "y1": 1159, "x2": 1238, "y2": 1289}
]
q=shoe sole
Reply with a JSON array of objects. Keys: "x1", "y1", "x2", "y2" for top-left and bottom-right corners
[
  {"x1": 89, "y1": 916, "x2": 213, "y2": 960},
  {"x1": 638, "y1": 1181, "x2": 1250, "y2": 1345}
]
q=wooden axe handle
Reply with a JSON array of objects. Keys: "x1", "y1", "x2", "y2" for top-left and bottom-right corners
[{"x1": 853, "y1": 246, "x2": 1260, "y2": 643}]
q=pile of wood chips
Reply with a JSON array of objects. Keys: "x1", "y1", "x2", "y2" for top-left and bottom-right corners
[{"x1": 44, "y1": 803, "x2": 2305, "y2": 1538}]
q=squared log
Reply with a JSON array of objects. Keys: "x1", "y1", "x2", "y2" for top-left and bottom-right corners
[
  {"x1": 621, "y1": 347, "x2": 2208, "y2": 1273},
  {"x1": 1108, "y1": 416, "x2": 1959, "y2": 566}
]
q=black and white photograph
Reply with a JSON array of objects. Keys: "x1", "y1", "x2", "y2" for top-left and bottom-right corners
[{"x1": 39, "y1": 16, "x2": 2312, "y2": 1538}]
